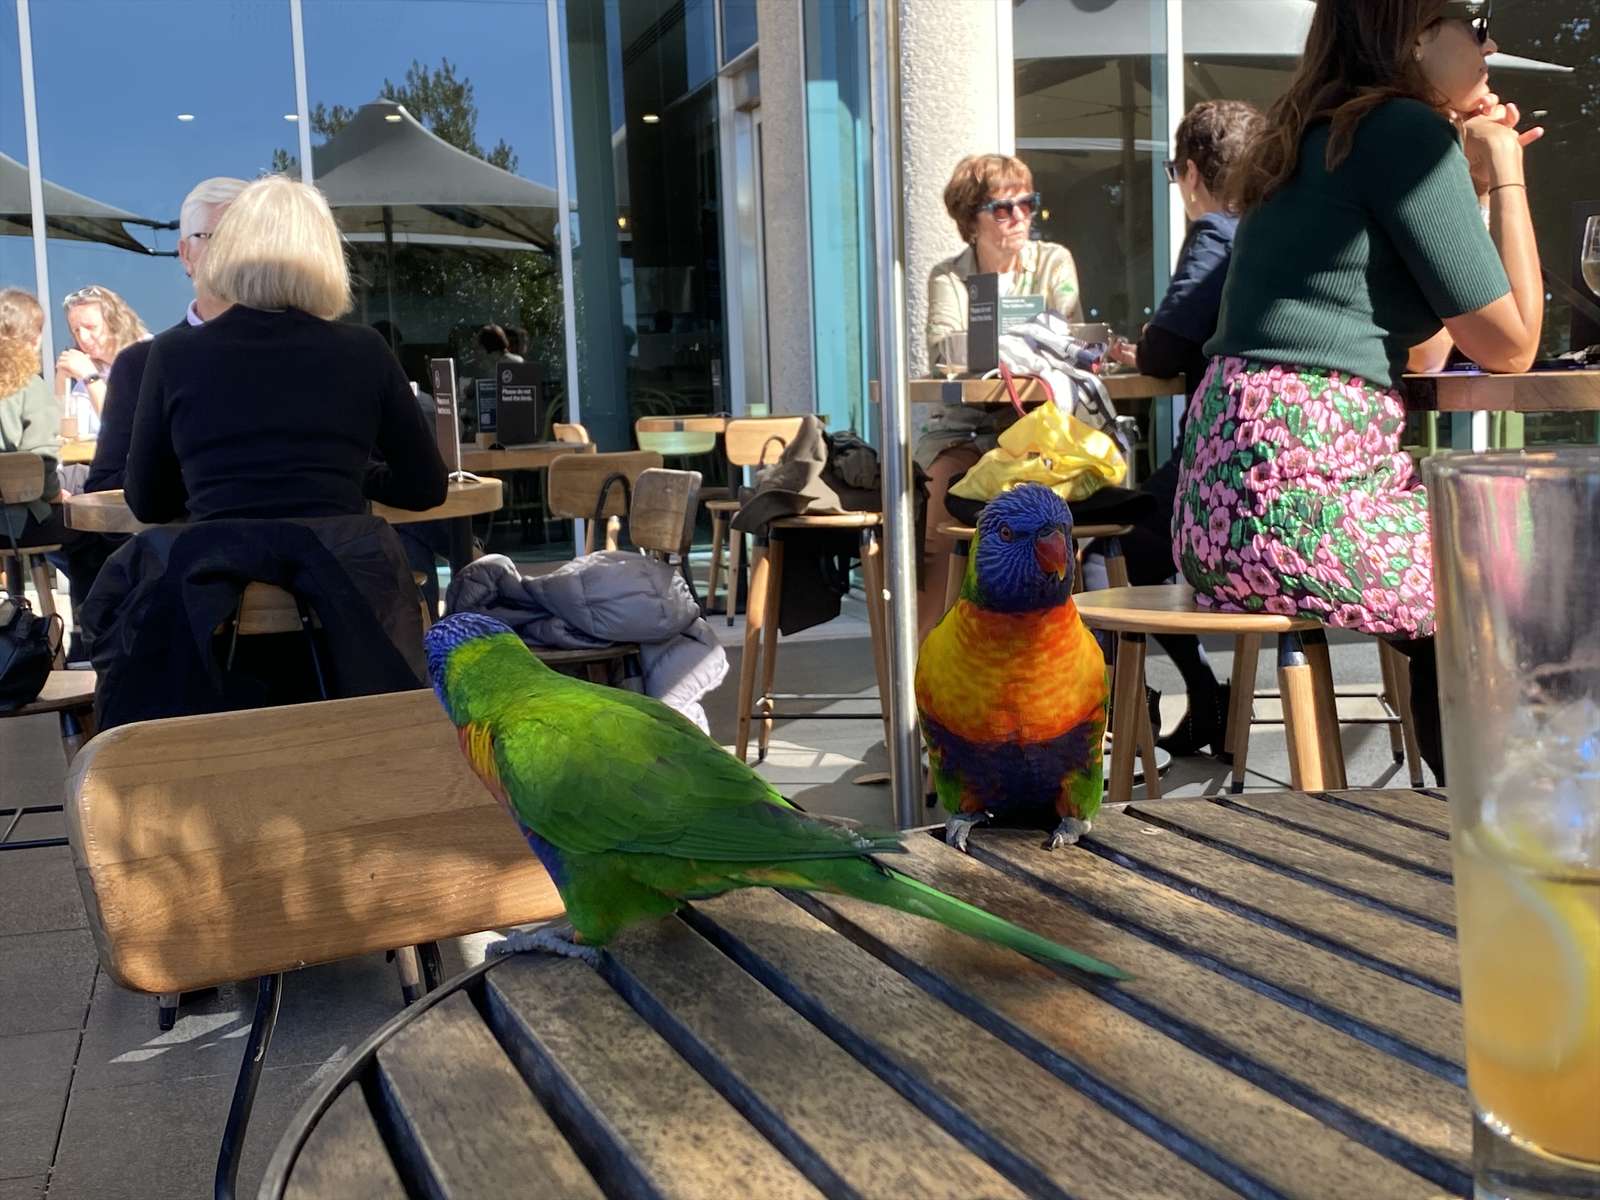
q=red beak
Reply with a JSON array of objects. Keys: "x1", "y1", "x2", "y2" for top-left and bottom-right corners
[{"x1": 1034, "y1": 528, "x2": 1068, "y2": 580}]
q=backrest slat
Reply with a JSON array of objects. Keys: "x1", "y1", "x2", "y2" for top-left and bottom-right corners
[
  {"x1": 0, "y1": 451, "x2": 47, "y2": 505},
  {"x1": 546, "y1": 450, "x2": 662, "y2": 522},
  {"x1": 628, "y1": 468, "x2": 702, "y2": 557},
  {"x1": 723, "y1": 417, "x2": 805, "y2": 469},
  {"x1": 65, "y1": 689, "x2": 564, "y2": 994}
]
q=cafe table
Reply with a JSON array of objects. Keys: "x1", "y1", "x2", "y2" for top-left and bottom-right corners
[
  {"x1": 907, "y1": 372, "x2": 1186, "y2": 408},
  {"x1": 1405, "y1": 367, "x2": 1600, "y2": 450},
  {"x1": 260, "y1": 788, "x2": 1474, "y2": 1200},
  {"x1": 64, "y1": 477, "x2": 504, "y2": 573},
  {"x1": 58, "y1": 438, "x2": 96, "y2": 465}
]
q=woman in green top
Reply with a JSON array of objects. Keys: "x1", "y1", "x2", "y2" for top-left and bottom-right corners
[{"x1": 1173, "y1": 0, "x2": 1544, "y2": 778}]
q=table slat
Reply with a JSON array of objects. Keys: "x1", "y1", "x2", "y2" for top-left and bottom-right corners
[
  {"x1": 1128, "y1": 801, "x2": 1457, "y2": 929},
  {"x1": 1088, "y1": 810, "x2": 1459, "y2": 992},
  {"x1": 698, "y1": 888, "x2": 1238, "y2": 1200},
  {"x1": 283, "y1": 1086, "x2": 409, "y2": 1200},
  {"x1": 974, "y1": 829, "x2": 1464, "y2": 1065},
  {"x1": 839, "y1": 834, "x2": 1470, "y2": 1195},
  {"x1": 1320, "y1": 789, "x2": 1453, "y2": 835},
  {"x1": 607, "y1": 917, "x2": 1025, "y2": 1199},
  {"x1": 485, "y1": 958, "x2": 825, "y2": 1200},
  {"x1": 374, "y1": 991, "x2": 605, "y2": 1199},
  {"x1": 1220, "y1": 793, "x2": 1453, "y2": 876}
]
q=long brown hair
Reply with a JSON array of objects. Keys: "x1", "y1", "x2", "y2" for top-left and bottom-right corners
[
  {"x1": 0, "y1": 288, "x2": 45, "y2": 398},
  {"x1": 1227, "y1": 0, "x2": 1451, "y2": 211}
]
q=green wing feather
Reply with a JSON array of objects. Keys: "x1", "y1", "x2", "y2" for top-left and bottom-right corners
[{"x1": 492, "y1": 671, "x2": 900, "y2": 862}]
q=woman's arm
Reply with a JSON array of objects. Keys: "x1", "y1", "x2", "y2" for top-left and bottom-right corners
[
  {"x1": 926, "y1": 263, "x2": 967, "y2": 365},
  {"x1": 15, "y1": 377, "x2": 61, "y2": 458},
  {"x1": 1407, "y1": 327, "x2": 1455, "y2": 374},
  {"x1": 123, "y1": 343, "x2": 188, "y2": 522}
]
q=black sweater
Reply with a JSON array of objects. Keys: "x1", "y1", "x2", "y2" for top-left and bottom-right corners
[{"x1": 126, "y1": 306, "x2": 448, "y2": 523}]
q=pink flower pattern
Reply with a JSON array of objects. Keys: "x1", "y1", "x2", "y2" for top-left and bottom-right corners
[{"x1": 1172, "y1": 357, "x2": 1435, "y2": 638}]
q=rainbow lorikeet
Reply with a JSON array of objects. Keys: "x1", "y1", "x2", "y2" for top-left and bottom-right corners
[
  {"x1": 424, "y1": 613, "x2": 1126, "y2": 978},
  {"x1": 916, "y1": 484, "x2": 1109, "y2": 852}
]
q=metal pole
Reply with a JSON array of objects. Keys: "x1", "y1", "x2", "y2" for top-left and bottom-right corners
[
  {"x1": 289, "y1": 0, "x2": 314, "y2": 184},
  {"x1": 547, "y1": 0, "x2": 584, "y2": 554},
  {"x1": 16, "y1": 0, "x2": 54, "y2": 367},
  {"x1": 866, "y1": 0, "x2": 921, "y2": 829}
]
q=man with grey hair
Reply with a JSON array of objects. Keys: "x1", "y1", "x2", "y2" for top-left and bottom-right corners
[{"x1": 87, "y1": 176, "x2": 246, "y2": 491}]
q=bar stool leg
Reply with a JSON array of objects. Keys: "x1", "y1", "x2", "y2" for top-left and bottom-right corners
[
  {"x1": 942, "y1": 538, "x2": 967, "y2": 615},
  {"x1": 860, "y1": 528, "x2": 892, "y2": 752},
  {"x1": 1302, "y1": 629, "x2": 1347, "y2": 788},
  {"x1": 706, "y1": 509, "x2": 727, "y2": 613},
  {"x1": 756, "y1": 537, "x2": 786, "y2": 761},
  {"x1": 1383, "y1": 642, "x2": 1426, "y2": 786},
  {"x1": 1277, "y1": 631, "x2": 1330, "y2": 790},
  {"x1": 734, "y1": 543, "x2": 771, "y2": 761},
  {"x1": 1226, "y1": 634, "x2": 1260, "y2": 793},
  {"x1": 1107, "y1": 632, "x2": 1147, "y2": 805},
  {"x1": 726, "y1": 522, "x2": 745, "y2": 627},
  {"x1": 1377, "y1": 641, "x2": 1406, "y2": 763},
  {"x1": 1103, "y1": 536, "x2": 1130, "y2": 589}
]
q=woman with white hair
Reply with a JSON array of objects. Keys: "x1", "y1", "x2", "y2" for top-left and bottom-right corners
[{"x1": 125, "y1": 174, "x2": 447, "y2": 524}]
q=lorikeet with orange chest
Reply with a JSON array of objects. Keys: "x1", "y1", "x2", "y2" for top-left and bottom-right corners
[
  {"x1": 424, "y1": 612, "x2": 1127, "y2": 978},
  {"x1": 916, "y1": 484, "x2": 1109, "y2": 851}
]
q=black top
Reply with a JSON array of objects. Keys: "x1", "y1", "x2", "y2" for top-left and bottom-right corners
[
  {"x1": 1136, "y1": 211, "x2": 1238, "y2": 404},
  {"x1": 125, "y1": 306, "x2": 448, "y2": 523},
  {"x1": 88, "y1": 324, "x2": 175, "y2": 493}
]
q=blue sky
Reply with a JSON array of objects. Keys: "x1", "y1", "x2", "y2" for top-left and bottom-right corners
[{"x1": 3, "y1": 0, "x2": 561, "y2": 330}]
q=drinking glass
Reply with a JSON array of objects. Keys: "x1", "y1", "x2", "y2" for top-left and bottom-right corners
[
  {"x1": 934, "y1": 332, "x2": 967, "y2": 380},
  {"x1": 1581, "y1": 216, "x2": 1600, "y2": 298},
  {"x1": 1425, "y1": 449, "x2": 1600, "y2": 1200}
]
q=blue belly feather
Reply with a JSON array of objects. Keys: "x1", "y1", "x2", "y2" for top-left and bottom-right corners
[{"x1": 922, "y1": 711, "x2": 1099, "y2": 825}]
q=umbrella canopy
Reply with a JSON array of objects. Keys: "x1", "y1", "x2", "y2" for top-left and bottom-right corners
[
  {"x1": 312, "y1": 100, "x2": 562, "y2": 252},
  {"x1": 0, "y1": 151, "x2": 166, "y2": 254},
  {"x1": 1014, "y1": 0, "x2": 1572, "y2": 73}
]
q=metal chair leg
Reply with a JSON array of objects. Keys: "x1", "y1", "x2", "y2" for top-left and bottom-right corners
[
  {"x1": 158, "y1": 993, "x2": 179, "y2": 1031},
  {"x1": 213, "y1": 973, "x2": 283, "y2": 1200}
]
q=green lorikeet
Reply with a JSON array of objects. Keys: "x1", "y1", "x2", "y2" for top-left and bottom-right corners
[
  {"x1": 425, "y1": 612, "x2": 1125, "y2": 978},
  {"x1": 916, "y1": 484, "x2": 1110, "y2": 851}
]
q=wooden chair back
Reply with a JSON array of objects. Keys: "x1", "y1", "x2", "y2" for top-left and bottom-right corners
[
  {"x1": 64, "y1": 689, "x2": 564, "y2": 995},
  {"x1": 0, "y1": 451, "x2": 46, "y2": 505},
  {"x1": 230, "y1": 583, "x2": 311, "y2": 636},
  {"x1": 628, "y1": 468, "x2": 702, "y2": 557},
  {"x1": 547, "y1": 450, "x2": 662, "y2": 523},
  {"x1": 724, "y1": 417, "x2": 805, "y2": 469},
  {"x1": 634, "y1": 418, "x2": 718, "y2": 459},
  {"x1": 552, "y1": 422, "x2": 590, "y2": 446}
]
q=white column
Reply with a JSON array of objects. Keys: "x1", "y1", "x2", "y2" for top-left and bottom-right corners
[
  {"x1": 15, "y1": 0, "x2": 52, "y2": 365},
  {"x1": 898, "y1": 0, "x2": 1009, "y2": 377},
  {"x1": 289, "y1": 0, "x2": 314, "y2": 182},
  {"x1": 754, "y1": 0, "x2": 815, "y2": 415}
]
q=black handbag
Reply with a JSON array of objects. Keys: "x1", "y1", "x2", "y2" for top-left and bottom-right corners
[{"x1": 0, "y1": 519, "x2": 63, "y2": 712}]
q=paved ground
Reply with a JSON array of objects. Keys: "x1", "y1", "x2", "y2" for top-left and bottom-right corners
[{"x1": 1, "y1": 561, "x2": 1432, "y2": 1199}]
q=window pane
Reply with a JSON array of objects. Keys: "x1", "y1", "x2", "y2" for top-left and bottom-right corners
[
  {"x1": 302, "y1": 0, "x2": 566, "y2": 453},
  {"x1": 721, "y1": 0, "x2": 757, "y2": 62},
  {"x1": 31, "y1": 1, "x2": 296, "y2": 365}
]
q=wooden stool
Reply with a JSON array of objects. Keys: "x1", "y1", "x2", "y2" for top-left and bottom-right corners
[
  {"x1": 734, "y1": 512, "x2": 890, "y2": 763},
  {"x1": 0, "y1": 670, "x2": 97, "y2": 853},
  {"x1": 705, "y1": 417, "x2": 806, "y2": 625},
  {"x1": 1076, "y1": 585, "x2": 1347, "y2": 802},
  {"x1": 936, "y1": 521, "x2": 1134, "y2": 614}
]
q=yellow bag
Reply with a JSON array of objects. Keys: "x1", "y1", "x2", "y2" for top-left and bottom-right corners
[{"x1": 949, "y1": 397, "x2": 1127, "y2": 504}]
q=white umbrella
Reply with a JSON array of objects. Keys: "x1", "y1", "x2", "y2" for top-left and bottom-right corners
[{"x1": 0, "y1": 151, "x2": 169, "y2": 254}]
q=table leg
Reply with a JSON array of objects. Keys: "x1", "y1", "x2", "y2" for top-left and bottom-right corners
[{"x1": 447, "y1": 516, "x2": 475, "y2": 575}]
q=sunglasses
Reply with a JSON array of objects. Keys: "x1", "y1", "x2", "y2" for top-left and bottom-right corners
[
  {"x1": 977, "y1": 192, "x2": 1040, "y2": 222},
  {"x1": 1439, "y1": 0, "x2": 1492, "y2": 44},
  {"x1": 1163, "y1": 159, "x2": 1182, "y2": 184},
  {"x1": 62, "y1": 285, "x2": 111, "y2": 306}
]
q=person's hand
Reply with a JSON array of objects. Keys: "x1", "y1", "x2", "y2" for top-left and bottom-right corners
[
  {"x1": 56, "y1": 348, "x2": 96, "y2": 381},
  {"x1": 1108, "y1": 338, "x2": 1139, "y2": 368},
  {"x1": 1461, "y1": 93, "x2": 1543, "y2": 195}
]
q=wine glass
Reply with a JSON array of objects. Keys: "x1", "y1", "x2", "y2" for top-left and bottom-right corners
[{"x1": 1582, "y1": 216, "x2": 1600, "y2": 298}]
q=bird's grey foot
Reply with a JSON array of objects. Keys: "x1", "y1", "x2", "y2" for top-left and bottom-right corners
[
  {"x1": 944, "y1": 811, "x2": 989, "y2": 852},
  {"x1": 487, "y1": 925, "x2": 601, "y2": 966},
  {"x1": 1045, "y1": 816, "x2": 1091, "y2": 850}
]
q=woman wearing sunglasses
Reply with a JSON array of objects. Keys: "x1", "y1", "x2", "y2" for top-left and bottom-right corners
[
  {"x1": 917, "y1": 153, "x2": 1083, "y2": 638},
  {"x1": 1173, "y1": 0, "x2": 1542, "y2": 782}
]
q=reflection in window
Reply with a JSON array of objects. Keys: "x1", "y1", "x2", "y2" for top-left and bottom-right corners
[
  {"x1": 30, "y1": 1, "x2": 295, "y2": 344},
  {"x1": 301, "y1": 0, "x2": 566, "y2": 446},
  {"x1": 721, "y1": 0, "x2": 757, "y2": 63}
]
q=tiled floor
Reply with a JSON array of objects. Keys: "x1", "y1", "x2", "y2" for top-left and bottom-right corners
[{"x1": 1, "y1": 566, "x2": 1432, "y2": 1198}]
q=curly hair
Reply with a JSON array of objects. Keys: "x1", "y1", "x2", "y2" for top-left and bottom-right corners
[
  {"x1": 1226, "y1": 0, "x2": 1453, "y2": 212},
  {"x1": 1174, "y1": 100, "x2": 1266, "y2": 201},
  {"x1": 943, "y1": 154, "x2": 1035, "y2": 244},
  {"x1": 0, "y1": 288, "x2": 45, "y2": 397},
  {"x1": 62, "y1": 284, "x2": 149, "y2": 361}
]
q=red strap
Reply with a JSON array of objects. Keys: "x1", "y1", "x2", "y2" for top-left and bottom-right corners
[{"x1": 998, "y1": 363, "x2": 1054, "y2": 418}]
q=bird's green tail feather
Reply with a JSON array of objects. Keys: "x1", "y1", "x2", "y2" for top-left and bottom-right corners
[{"x1": 755, "y1": 857, "x2": 1129, "y2": 981}]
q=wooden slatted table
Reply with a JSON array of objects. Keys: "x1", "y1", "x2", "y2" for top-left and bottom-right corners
[
  {"x1": 1404, "y1": 368, "x2": 1600, "y2": 412},
  {"x1": 907, "y1": 373, "x2": 1186, "y2": 407},
  {"x1": 261, "y1": 788, "x2": 1474, "y2": 1200}
]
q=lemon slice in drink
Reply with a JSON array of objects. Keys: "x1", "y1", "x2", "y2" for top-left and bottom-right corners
[{"x1": 1455, "y1": 829, "x2": 1600, "y2": 1073}]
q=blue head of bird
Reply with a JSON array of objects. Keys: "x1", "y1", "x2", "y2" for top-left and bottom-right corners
[
  {"x1": 424, "y1": 611, "x2": 534, "y2": 723},
  {"x1": 970, "y1": 484, "x2": 1075, "y2": 614}
]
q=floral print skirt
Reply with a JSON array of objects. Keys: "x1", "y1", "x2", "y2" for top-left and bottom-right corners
[{"x1": 1172, "y1": 356, "x2": 1435, "y2": 639}]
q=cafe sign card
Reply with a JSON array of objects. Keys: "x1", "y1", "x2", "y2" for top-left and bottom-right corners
[
  {"x1": 966, "y1": 272, "x2": 1045, "y2": 373},
  {"x1": 496, "y1": 361, "x2": 544, "y2": 446}
]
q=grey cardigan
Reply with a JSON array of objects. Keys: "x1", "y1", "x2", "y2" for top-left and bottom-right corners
[{"x1": 0, "y1": 374, "x2": 61, "y2": 538}]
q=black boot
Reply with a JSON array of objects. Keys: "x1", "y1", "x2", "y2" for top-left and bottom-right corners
[{"x1": 1157, "y1": 683, "x2": 1232, "y2": 761}]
